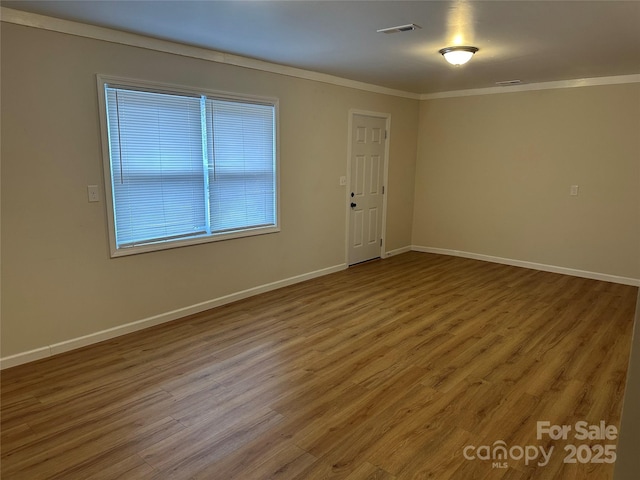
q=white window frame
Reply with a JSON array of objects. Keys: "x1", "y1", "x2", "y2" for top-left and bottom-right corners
[{"x1": 96, "y1": 75, "x2": 280, "y2": 257}]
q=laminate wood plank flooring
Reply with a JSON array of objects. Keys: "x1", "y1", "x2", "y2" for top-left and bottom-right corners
[{"x1": 1, "y1": 252, "x2": 637, "y2": 479}]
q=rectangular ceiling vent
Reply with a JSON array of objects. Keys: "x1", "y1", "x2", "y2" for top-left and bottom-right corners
[
  {"x1": 377, "y1": 24, "x2": 422, "y2": 34},
  {"x1": 495, "y1": 80, "x2": 522, "y2": 87}
]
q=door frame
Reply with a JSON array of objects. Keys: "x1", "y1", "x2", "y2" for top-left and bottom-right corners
[{"x1": 345, "y1": 109, "x2": 391, "y2": 266}]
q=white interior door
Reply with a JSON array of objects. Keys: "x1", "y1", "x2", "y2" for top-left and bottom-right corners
[{"x1": 348, "y1": 114, "x2": 386, "y2": 265}]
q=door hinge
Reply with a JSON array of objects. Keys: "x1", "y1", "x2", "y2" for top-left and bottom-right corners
[
  {"x1": 382, "y1": 186, "x2": 385, "y2": 194},
  {"x1": 380, "y1": 238, "x2": 383, "y2": 246},
  {"x1": 384, "y1": 130, "x2": 388, "y2": 139}
]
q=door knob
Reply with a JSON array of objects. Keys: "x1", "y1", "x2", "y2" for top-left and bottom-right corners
[{"x1": 350, "y1": 202, "x2": 357, "y2": 208}]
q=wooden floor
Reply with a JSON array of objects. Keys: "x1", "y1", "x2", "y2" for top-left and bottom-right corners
[{"x1": 1, "y1": 252, "x2": 637, "y2": 480}]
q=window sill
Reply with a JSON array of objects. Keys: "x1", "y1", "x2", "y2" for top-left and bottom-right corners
[{"x1": 110, "y1": 225, "x2": 280, "y2": 258}]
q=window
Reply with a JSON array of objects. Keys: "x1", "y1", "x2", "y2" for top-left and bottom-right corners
[{"x1": 97, "y1": 76, "x2": 279, "y2": 256}]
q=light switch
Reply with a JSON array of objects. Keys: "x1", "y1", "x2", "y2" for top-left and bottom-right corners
[
  {"x1": 570, "y1": 185, "x2": 579, "y2": 196},
  {"x1": 87, "y1": 185, "x2": 100, "y2": 202},
  {"x1": 339, "y1": 176, "x2": 346, "y2": 186}
]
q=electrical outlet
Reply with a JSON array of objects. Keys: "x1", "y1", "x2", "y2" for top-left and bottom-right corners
[{"x1": 87, "y1": 185, "x2": 100, "y2": 202}]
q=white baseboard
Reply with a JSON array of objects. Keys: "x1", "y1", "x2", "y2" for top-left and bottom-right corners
[
  {"x1": 0, "y1": 347, "x2": 53, "y2": 369},
  {"x1": 0, "y1": 263, "x2": 347, "y2": 370},
  {"x1": 412, "y1": 246, "x2": 640, "y2": 287},
  {"x1": 384, "y1": 246, "x2": 412, "y2": 258}
]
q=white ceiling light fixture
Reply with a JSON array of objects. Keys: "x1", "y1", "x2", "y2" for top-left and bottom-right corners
[{"x1": 439, "y1": 46, "x2": 479, "y2": 66}]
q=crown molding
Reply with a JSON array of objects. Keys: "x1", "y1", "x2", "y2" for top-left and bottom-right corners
[
  {"x1": 0, "y1": 7, "x2": 421, "y2": 100},
  {"x1": 420, "y1": 74, "x2": 640, "y2": 100}
]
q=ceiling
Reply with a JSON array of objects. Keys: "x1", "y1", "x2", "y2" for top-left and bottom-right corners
[{"x1": 3, "y1": 0, "x2": 640, "y2": 94}]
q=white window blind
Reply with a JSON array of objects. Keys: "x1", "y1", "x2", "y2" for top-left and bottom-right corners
[
  {"x1": 101, "y1": 80, "x2": 277, "y2": 255},
  {"x1": 206, "y1": 99, "x2": 276, "y2": 233}
]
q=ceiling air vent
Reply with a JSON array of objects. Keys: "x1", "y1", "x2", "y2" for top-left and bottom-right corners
[
  {"x1": 495, "y1": 80, "x2": 522, "y2": 86},
  {"x1": 377, "y1": 24, "x2": 422, "y2": 34}
]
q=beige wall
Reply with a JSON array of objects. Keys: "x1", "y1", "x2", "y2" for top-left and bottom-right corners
[
  {"x1": 413, "y1": 84, "x2": 640, "y2": 280},
  {"x1": 615, "y1": 292, "x2": 640, "y2": 479},
  {"x1": 0, "y1": 23, "x2": 418, "y2": 357}
]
